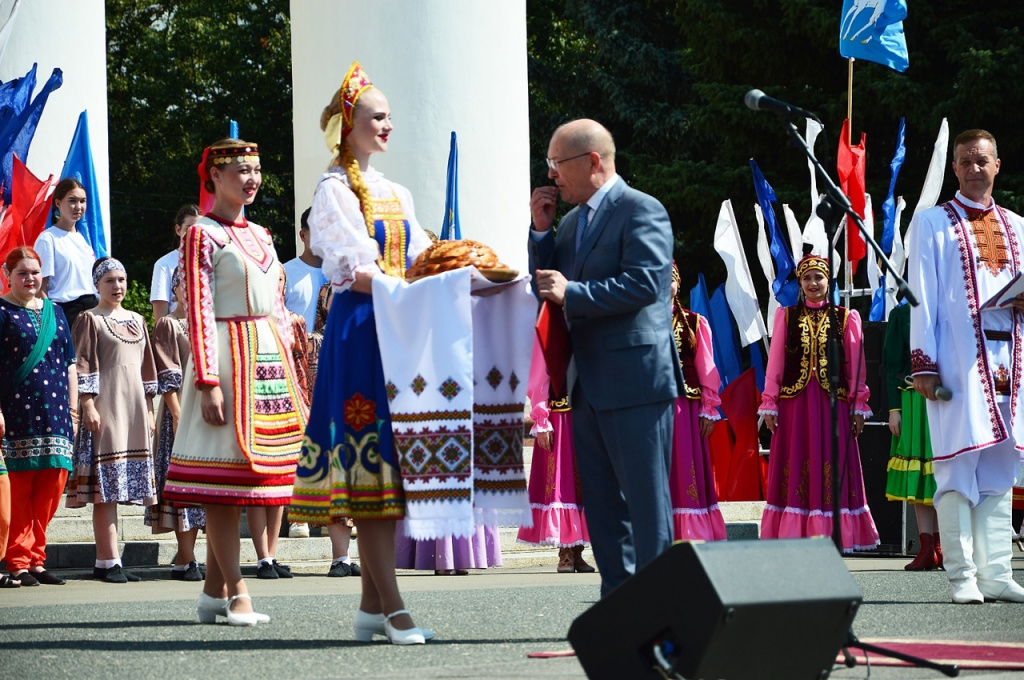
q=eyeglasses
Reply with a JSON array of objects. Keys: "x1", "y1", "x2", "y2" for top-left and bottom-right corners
[{"x1": 545, "y1": 151, "x2": 595, "y2": 171}]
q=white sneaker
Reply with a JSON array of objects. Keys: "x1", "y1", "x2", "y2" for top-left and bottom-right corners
[{"x1": 288, "y1": 522, "x2": 310, "y2": 538}]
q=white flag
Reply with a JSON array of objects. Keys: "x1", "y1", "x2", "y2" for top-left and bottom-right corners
[
  {"x1": 714, "y1": 200, "x2": 767, "y2": 346},
  {"x1": 884, "y1": 196, "x2": 908, "y2": 319},
  {"x1": 782, "y1": 204, "x2": 803, "y2": 264},
  {"x1": 806, "y1": 118, "x2": 824, "y2": 210},
  {"x1": 755, "y1": 204, "x2": 782, "y2": 335},
  {"x1": 864, "y1": 194, "x2": 880, "y2": 295},
  {"x1": 913, "y1": 118, "x2": 949, "y2": 217}
]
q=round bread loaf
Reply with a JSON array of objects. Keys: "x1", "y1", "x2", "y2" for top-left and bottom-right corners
[{"x1": 406, "y1": 239, "x2": 506, "y2": 280}]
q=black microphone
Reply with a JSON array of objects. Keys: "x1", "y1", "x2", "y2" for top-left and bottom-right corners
[
  {"x1": 744, "y1": 89, "x2": 821, "y2": 123},
  {"x1": 934, "y1": 386, "x2": 952, "y2": 402}
]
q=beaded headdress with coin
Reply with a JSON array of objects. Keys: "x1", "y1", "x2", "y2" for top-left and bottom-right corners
[
  {"x1": 323, "y1": 61, "x2": 374, "y2": 155},
  {"x1": 196, "y1": 140, "x2": 260, "y2": 213},
  {"x1": 794, "y1": 254, "x2": 830, "y2": 280}
]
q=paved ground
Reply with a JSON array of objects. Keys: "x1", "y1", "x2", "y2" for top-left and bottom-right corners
[{"x1": 0, "y1": 555, "x2": 1022, "y2": 679}]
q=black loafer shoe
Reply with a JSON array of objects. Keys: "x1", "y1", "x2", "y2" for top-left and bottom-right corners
[
  {"x1": 327, "y1": 561, "x2": 352, "y2": 577},
  {"x1": 171, "y1": 562, "x2": 204, "y2": 582},
  {"x1": 94, "y1": 566, "x2": 128, "y2": 584},
  {"x1": 272, "y1": 560, "x2": 293, "y2": 579},
  {"x1": 256, "y1": 562, "x2": 278, "y2": 579},
  {"x1": 32, "y1": 570, "x2": 66, "y2": 585},
  {"x1": 348, "y1": 562, "x2": 361, "y2": 576},
  {"x1": 11, "y1": 571, "x2": 39, "y2": 586}
]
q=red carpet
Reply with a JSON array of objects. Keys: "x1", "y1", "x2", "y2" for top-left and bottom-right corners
[{"x1": 839, "y1": 638, "x2": 1024, "y2": 670}]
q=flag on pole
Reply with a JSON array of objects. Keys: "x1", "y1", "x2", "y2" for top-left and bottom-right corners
[
  {"x1": 837, "y1": 119, "x2": 867, "y2": 273},
  {"x1": 712, "y1": 199, "x2": 767, "y2": 347},
  {"x1": 884, "y1": 196, "x2": 908, "y2": 318},
  {"x1": 805, "y1": 119, "x2": 824, "y2": 209},
  {"x1": 1, "y1": 64, "x2": 62, "y2": 205},
  {"x1": 0, "y1": 155, "x2": 54, "y2": 291},
  {"x1": 0, "y1": 0, "x2": 22, "y2": 68},
  {"x1": 55, "y1": 110, "x2": 107, "y2": 257},
  {"x1": 880, "y1": 118, "x2": 906, "y2": 255},
  {"x1": 912, "y1": 118, "x2": 949, "y2": 217},
  {"x1": 709, "y1": 284, "x2": 743, "y2": 389},
  {"x1": 716, "y1": 367, "x2": 766, "y2": 501},
  {"x1": 749, "y1": 159, "x2": 798, "y2": 306},
  {"x1": 440, "y1": 131, "x2": 462, "y2": 240},
  {"x1": 839, "y1": 0, "x2": 909, "y2": 72},
  {"x1": 782, "y1": 204, "x2": 803, "y2": 267},
  {"x1": 754, "y1": 205, "x2": 782, "y2": 334}
]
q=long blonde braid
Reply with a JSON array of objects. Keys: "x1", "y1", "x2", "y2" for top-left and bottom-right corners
[{"x1": 340, "y1": 143, "x2": 376, "y2": 238}]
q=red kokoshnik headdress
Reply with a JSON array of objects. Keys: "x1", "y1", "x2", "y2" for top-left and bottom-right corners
[{"x1": 323, "y1": 61, "x2": 374, "y2": 155}]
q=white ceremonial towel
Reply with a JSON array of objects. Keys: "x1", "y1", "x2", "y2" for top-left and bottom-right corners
[{"x1": 372, "y1": 267, "x2": 535, "y2": 539}]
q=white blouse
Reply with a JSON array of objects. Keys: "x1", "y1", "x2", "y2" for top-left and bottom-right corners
[{"x1": 308, "y1": 166, "x2": 432, "y2": 291}]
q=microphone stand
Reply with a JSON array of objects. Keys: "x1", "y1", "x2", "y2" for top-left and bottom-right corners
[{"x1": 772, "y1": 117, "x2": 958, "y2": 678}]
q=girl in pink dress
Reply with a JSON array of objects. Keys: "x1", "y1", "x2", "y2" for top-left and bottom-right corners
[
  {"x1": 668, "y1": 266, "x2": 727, "y2": 541},
  {"x1": 517, "y1": 335, "x2": 594, "y2": 572},
  {"x1": 759, "y1": 255, "x2": 879, "y2": 551}
]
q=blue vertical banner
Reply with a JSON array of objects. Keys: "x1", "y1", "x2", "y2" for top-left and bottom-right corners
[
  {"x1": 440, "y1": 131, "x2": 461, "y2": 240},
  {"x1": 749, "y1": 159, "x2": 799, "y2": 307},
  {"x1": 839, "y1": 0, "x2": 909, "y2": 72},
  {"x1": 709, "y1": 284, "x2": 743, "y2": 389},
  {"x1": 56, "y1": 110, "x2": 107, "y2": 257}
]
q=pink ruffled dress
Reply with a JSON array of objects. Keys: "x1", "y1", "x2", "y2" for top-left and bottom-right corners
[
  {"x1": 669, "y1": 310, "x2": 727, "y2": 541},
  {"x1": 516, "y1": 337, "x2": 590, "y2": 547},
  {"x1": 758, "y1": 300, "x2": 880, "y2": 552}
]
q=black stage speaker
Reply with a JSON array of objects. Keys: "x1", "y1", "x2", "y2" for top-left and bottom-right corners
[{"x1": 568, "y1": 539, "x2": 862, "y2": 680}]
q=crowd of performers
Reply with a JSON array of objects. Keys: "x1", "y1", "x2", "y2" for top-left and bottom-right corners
[{"x1": 0, "y1": 62, "x2": 1022, "y2": 631}]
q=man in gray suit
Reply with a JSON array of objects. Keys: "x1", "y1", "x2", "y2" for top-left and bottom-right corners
[{"x1": 529, "y1": 119, "x2": 681, "y2": 596}]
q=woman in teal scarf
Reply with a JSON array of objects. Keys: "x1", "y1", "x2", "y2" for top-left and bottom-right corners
[{"x1": 0, "y1": 246, "x2": 78, "y2": 586}]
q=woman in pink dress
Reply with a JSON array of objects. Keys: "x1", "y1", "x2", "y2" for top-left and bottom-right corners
[
  {"x1": 759, "y1": 255, "x2": 879, "y2": 551},
  {"x1": 668, "y1": 265, "x2": 727, "y2": 541},
  {"x1": 516, "y1": 335, "x2": 594, "y2": 573}
]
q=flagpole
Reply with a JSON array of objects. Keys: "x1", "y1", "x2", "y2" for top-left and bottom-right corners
[{"x1": 847, "y1": 58, "x2": 854, "y2": 146}]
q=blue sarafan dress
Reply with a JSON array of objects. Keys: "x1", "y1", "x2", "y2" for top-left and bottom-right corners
[{"x1": 290, "y1": 168, "x2": 431, "y2": 523}]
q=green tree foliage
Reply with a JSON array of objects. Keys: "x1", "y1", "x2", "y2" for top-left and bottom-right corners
[
  {"x1": 527, "y1": 0, "x2": 1024, "y2": 304},
  {"x1": 106, "y1": 0, "x2": 294, "y2": 286}
]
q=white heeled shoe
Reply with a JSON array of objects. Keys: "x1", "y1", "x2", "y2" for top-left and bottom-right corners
[
  {"x1": 225, "y1": 594, "x2": 270, "y2": 627},
  {"x1": 384, "y1": 609, "x2": 434, "y2": 645},
  {"x1": 197, "y1": 592, "x2": 228, "y2": 624},
  {"x1": 353, "y1": 609, "x2": 387, "y2": 641}
]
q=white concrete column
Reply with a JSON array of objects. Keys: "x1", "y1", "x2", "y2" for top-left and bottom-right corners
[
  {"x1": 290, "y1": 0, "x2": 530, "y2": 271},
  {"x1": 0, "y1": 0, "x2": 110, "y2": 248}
]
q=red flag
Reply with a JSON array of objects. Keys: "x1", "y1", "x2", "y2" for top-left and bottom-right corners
[
  {"x1": 717, "y1": 367, "x2": 764, "y2": 501},
  {"x1": 535, "y1": 300, "x2": 571, "y2": 397},
  {"x1": 837, "y1": 119, "x2": 867, "y2": 273},
  {"x1": 0, "y1": 155, "x2": 54, "y2": 290},
  {"x1": 706, "y1": 419, "x2": 734, "y2": 500}
]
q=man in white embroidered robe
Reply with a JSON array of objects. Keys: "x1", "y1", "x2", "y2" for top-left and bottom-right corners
[{"x1": 909, "y1": 129, "x2": 1024, "y2": 604}]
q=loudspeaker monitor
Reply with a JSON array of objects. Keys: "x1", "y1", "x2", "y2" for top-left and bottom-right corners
[{"x1": 568, "y1": 538, "x2": 862, "y2": 679}]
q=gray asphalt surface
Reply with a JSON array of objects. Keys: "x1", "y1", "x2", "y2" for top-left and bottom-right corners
[{"x1": 0, "y1": 557, "x2": 1022, "y2": 679}]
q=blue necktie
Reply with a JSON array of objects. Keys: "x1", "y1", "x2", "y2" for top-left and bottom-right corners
[{"x1": 575, "y1": 204, "x2": 590, "y2": 252}]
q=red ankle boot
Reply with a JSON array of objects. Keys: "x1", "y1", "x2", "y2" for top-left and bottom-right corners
[
  {"x1": 932, "y1": 532, "x2": 944, "y2": 570},
  {"x1": 904, "y1": 532, "x2": 939, "y2": 571}
]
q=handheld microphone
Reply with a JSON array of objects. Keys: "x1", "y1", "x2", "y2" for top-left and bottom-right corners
[
  {"x1": 744, "y1": 89, "x2": 821, "y2": 123},
  {"x1": 934, "y1": 386, "x2": 953, "y2": 402}
]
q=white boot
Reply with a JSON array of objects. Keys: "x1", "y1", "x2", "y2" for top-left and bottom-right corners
[
  {"x1": 935, "y1": 492, "x2": 984, "y2": 604},
  {"x1": 973, "y1": 490, "x2": 1024, "y2": 603}
]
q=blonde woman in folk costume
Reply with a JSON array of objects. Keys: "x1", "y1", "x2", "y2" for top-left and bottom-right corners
[
  {"x1": 162, "y1": 139, "x2": 306, "y2": 626},
  {"x1": 759, "y1": 254, "x2": 880, "y2": 551},
  {"x1": 290, "y1": 62, "x2": 435, "y2": 645}
]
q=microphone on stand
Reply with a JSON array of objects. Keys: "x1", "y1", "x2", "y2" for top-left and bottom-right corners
[{"x1": 744, "y1": 89, "x2": 822, "y2": 124}]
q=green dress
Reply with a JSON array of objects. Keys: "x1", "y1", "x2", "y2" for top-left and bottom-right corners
[{"x1": 882, "y1": 304, "x2": 936, "y2": 504}]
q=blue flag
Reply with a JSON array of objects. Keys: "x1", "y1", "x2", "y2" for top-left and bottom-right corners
[
  {"x1": 880, "y1": 117, "x2": 906, "y2": 255},
  {"x1": 839, "y1": 0, "x2": 909, "y2": 72},
  {"x1": 689, "y1": 272, "x2": 711, "y2": 321},
  {"x1": 440, "y1": 131, "x2": 461, "y2": 240},
  {"x1": 749, "y1": 159, "x2": 799, "y2": 307},
  {"x1": 56, "y1": 110, "x2": 107, "y2": 257},
  {"x1": 709, "y1": 284, "x2": 743, "y2": 389},
  {"x1": 1, "y1": 65, "x2": 62, "y2": 205},
  {"x1": 748, "y1": 343, "x2": 766, "y2": 393}
]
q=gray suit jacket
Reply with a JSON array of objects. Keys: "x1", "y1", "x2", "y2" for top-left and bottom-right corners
[{"x1": 529, "y1": 178, "x2": 682, "y2": 410}]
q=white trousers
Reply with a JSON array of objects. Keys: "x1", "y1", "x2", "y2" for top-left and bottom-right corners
[{"x1": 933, "y1": 401, "x2": 1022, "y2": 506}]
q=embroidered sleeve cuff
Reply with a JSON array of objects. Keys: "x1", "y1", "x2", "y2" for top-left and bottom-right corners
[
  {"x1": 144, "y1": 379, "x2": 159, "y2": 396},
  {"x1": 195, "y1": 375, "x2": 220, "y2": 388},
  {"x1": 157, "y1": 370, "x2": 183, "y2": 394},
  {"x1": 910, "y1": 349, "x2": 938, "y2": 374},
  {"x1": 78, "y1": 372, "x2": 99, "y2": 394}
]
